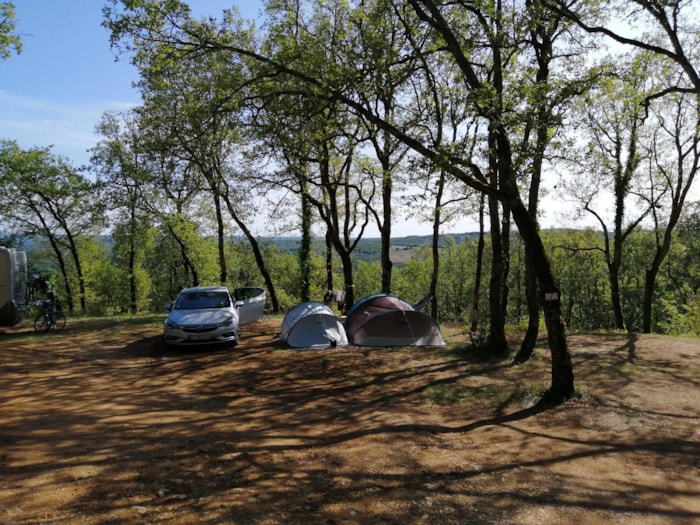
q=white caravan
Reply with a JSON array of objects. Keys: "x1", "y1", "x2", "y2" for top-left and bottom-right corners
[{"x1": 0, "y1": 247, "x2": 28, "y2": 326}]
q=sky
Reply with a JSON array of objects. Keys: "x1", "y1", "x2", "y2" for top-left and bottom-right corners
[{"x1": 1, "y1": 0, "x2": 262, "y2": 167}]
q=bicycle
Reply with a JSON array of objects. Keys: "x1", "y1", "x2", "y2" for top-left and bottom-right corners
[{"x1": 34, "y1": 296, "x2": 66, "y2": 332}]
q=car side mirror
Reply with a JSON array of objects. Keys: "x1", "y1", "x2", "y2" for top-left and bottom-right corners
[
  {"x1": 235, "y1": 300, "x2": 244, "y2": 309},
  {"x1": 164, "y1": 303, "x2": 173, "y2": 311}
]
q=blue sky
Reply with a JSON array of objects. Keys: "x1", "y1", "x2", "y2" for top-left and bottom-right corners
[{"x1": 1, "y1": 1, "x2": 261, "y2": 167}]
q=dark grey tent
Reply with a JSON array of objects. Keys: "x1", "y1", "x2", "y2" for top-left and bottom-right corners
[{"x1": 344, "y1": 294, "x2": 446, "y2": 347}]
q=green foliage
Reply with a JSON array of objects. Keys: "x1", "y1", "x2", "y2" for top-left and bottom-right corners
[
  {"x1": 0, "y1": 2, "x2": 22, "y2": 60},
  {"x1": 392, "y1": 247, "x2": 431, "y2": 303},
  {"x1": 619, "y1": 230, "x2": 656, "y2": 331},
  {"x1": 353, "y1": 260, "x2": 382, "y2": 300},
  {"x1": 436, "y1": 237, "x2": 482, "y2": 323},
  {"x1": 12, "y1": 223, "x2": 700, "y2": 337},
  {"x1": 542, "y1": 229, "x2": 613, "y2": 331},
  {"x1": 80, "y1": 237, "x2": 120, "y2": 316},
  {"x1": 142, "y1": 219, "x2": 219, "y2": 307}
]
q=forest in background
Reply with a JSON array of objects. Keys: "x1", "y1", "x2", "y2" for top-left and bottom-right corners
[{"x1": 7, "y1": 224, "x2": 700, "y2": 340}]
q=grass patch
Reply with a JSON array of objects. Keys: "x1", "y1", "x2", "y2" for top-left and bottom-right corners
[
  {"x1": 419, "y1": 384, "x2": 501, "y2": 405},
  {"x1": 418, "y1": 381, "x2": 548, "y2": 407},
  {"x1": 506, "y1": 382, "x2": 549, "y2": 405}
]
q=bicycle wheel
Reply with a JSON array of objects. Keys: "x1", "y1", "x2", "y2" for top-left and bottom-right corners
[
  {"x1": 52, "y1": 311, "x2": 66, "y2": 332},
  {"x1": 34, "y1": 313, "x2": 51, "y2": 332}
]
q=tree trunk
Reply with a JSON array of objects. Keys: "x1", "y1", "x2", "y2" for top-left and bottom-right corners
[
  {"x1": 339, "y1": 250, "x2": 355, "y2": 311},
  {"x1": 481, "y1": 120, "x2": 509, "y2": 355},
  {"x1": 609, "y1": 261, "x2": 626, "y2": 330},
  {"x1": 128, "y1": 233, "x2": 137, "y2": 314},
  {"x1": 514, "y1": 249, "x2": 539, "y2": 363},
  {"x1": 299, "y1": 191, "x2": 312, "y2": 303},
  {"x1": 47, "y1": 234, "x2": 74, "y2": 314},
  {"x1": 380, "y1": 163, "x2": 393, "y2": 294},
  {"x1": 611, "y1": 187, "x2": 628, "y2": 331},
  {"x1": 214, "y1": 194, "x2": 227, "y2": 286},
  {"x1": 471, "y1": 194, "x2": 485, "y2": 333},
  {"x1": 221, "y1": 192, "x2": 280, "y2": 313},
  {"x1": 487, "y1": 192, "x2": 509, "y2": 355},
  {"x1": 128, "y1": 204, "x2": 138, "y2": 314},
  {"x1": 62, "y1": 228, "x2": 86, "y2": 313},
  {"x1": 325, "y1": 230, "x2": 334, "y2": 293},
  {"x1": 430, "y1": 170, "x2": 446, "y2": 319},
  {"x1": 642, "y1": 233, "x2": 673, "y2": 333},
  {"x1": 511, "y1": 198, "x2": 576, "y2": 400}
]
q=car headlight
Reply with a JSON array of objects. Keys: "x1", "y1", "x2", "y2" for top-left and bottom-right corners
[
  {"x1": 166, "y1": 320, "x2": 181, "y2": 329},
  {"x1": 219, "y1": 316, "x2": 234, "y2": 327}
]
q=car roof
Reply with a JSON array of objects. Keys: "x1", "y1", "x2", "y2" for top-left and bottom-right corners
[{"x1": 178, "y1": 286, "x2": 230, "y2": 294}]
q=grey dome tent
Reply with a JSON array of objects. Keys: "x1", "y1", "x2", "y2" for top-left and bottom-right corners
[
  {"x1": 344, "y1": 294, "x2": 446, "y2": 347},
  {"x1": 281, "y1": 302, "x2": 348, "y2": 348}
]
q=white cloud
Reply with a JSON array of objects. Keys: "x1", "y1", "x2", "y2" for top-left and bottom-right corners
[{"x1": 0, "y1": 90, "x2": 137, "y2": 165}]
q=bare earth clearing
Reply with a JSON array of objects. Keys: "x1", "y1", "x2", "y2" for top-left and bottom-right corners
[{"x1": 0, "y1": 317, "x2": 698, "y2": 524}]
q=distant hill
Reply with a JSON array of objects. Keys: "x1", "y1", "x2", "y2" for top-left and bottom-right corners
[
  {"x1": 8, "y1": 232, "x2": 480, "y2": 267},
  {"x1": 269, "y1": 233, "x2": 480, "y2": 265}
]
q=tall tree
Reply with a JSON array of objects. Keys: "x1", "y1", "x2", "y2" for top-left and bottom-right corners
[
  {"x1": 92, "y1": 111, "x2": 153, "y2": 314},
  {"x1": 111, "y1": 4, "x2": 282, "y2": 311},
  {"x1": 548, "y1": 0, "x2": 700, "y2": 333},
  {"x1": 255, "y1": 0, "x2": 376, "y2": 309},
  {"x1": 640, "y1": 90, "x2": 700, "y2": 332},
  {"x1": 0, "y1": 141, "x2": 104, "y2": 313},
  {"x1": 511, "y1": 0, "x2": 597, "y2": 362},
  {"x1": 393, "y1": 0, "x2": 575, "y2": 394},
  {"x1": 406, "y1": 47, "x2": 481, "y2": 321},
  {"x1": 560, "y1": 56, "x2": 655, "y2": 332},
  {"x1": 349, "y1": 0, "x2": 415, "y2": 294}
]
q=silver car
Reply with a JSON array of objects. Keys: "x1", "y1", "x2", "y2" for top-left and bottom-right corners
[{"x1": 163, "y1": 286, "x2": 264, "y2": 349}]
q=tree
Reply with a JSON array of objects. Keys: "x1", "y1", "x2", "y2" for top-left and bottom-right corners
[
  {"x1": 401, "y1": 0, "x2": 575, "y2": 393},
  {"x1": 348, "y1": 0, "x2": 415, "y2": 294},
  {"x1": 640, "y1": 90, "x2": 700, "y2": 332},
  {"x1": 0, "y1": 2, "x2": 21, "y2": 60},
  {"x1": 0, "y1": 141, "x2": 104, "y2": 313},
  {"x1": 92, "y1": 111, "x2": 153, "y2": 314},
  {"x1": 109, "y1": 5, "x2": 282, "y2": 311},
  {"x1": 560, "y1": 55, "x2": 655, "y2": 331},
  {"x1": 548, "y1": 0, "x2": 700, "y2": 334},
  {"x1": 511, "y1": 0, "x2": 600, "y2": 362},
  {"x1": 662, "y1": 202, "x2": 700, "y2": 334},
  {"x1": 404, "y1": 50, "x2": 482, "y2": 322}
]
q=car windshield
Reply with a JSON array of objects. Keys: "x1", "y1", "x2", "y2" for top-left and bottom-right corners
[{"x1": 174, "y1": 291, "x2": 230, "y2": 310}]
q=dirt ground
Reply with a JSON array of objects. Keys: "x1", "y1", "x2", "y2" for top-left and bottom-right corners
[{"x1": 0, "y1": 316, "x2": 698, "y2": 525}]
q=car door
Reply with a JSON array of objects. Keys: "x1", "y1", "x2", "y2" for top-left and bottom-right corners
[{"x1": 234, "y1": 287, "x2": 267, "y2": 325}]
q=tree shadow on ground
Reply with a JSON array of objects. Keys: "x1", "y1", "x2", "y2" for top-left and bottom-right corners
[{"x1": 1, "y1": 319, "x2": 698, "y2": 524}]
